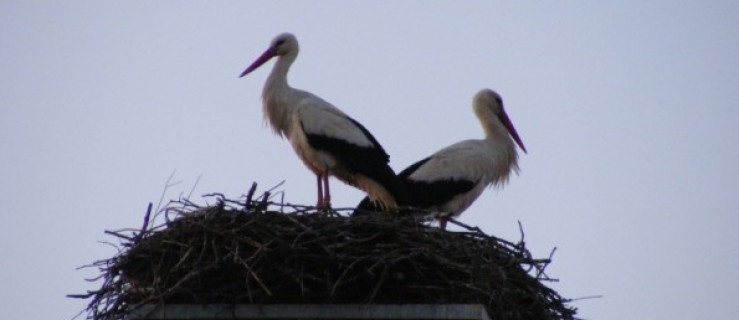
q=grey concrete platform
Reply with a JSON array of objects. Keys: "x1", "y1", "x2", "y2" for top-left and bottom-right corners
[{"x1": 127, "y1": 304, "x2": 491, "y2": 320}]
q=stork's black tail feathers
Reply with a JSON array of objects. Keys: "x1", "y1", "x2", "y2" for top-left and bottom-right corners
[
  {"x1": 363, "y1": 164, "x2": 408, "y2": 213},
  {"x1": 352, "y1": 156, "x2": 433, "y2": 216},
  {"x1": 351, "y1": 160, "x2": 416, "y2": 216},
  {"x1": 353, "y1": 195, "x2": 382, "y2": 216}
]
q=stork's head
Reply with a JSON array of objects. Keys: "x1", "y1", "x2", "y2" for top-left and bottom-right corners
[
  {"x1": 473, "y1": 89, "x2": 527, "y2": 154},
  {"x1": 268, "y1": 33, "x2": 299, "y2": 56},
  {"x1": 240, "y1": 33, "x2": 299, "y2": 78}
]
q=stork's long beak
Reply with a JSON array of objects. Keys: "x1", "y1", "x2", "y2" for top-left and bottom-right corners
[
  {"x1": 239, "y1": 47, "x2": 276, "y2": 78},
  {"x1": 498, "y1": 111, "x2": 527, "y2": 154}
]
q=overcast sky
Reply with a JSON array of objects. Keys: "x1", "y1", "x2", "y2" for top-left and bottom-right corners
[{"x1": 1, "y1": 2, "x2": 737, "y2": 319}]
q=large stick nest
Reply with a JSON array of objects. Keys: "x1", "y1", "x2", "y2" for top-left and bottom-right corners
[{"x1": 72, "y1": 185, "x2": 577, "y2": 320}]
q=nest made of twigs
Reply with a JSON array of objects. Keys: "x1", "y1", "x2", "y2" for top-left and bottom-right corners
[{"x1": 71, "y1": 185, "x2": 576, "y2": 320}]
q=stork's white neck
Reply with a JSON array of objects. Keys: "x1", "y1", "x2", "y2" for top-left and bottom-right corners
[
  {"x1": 262, "y1": 51, "x2": 299, "y2": 137},
  {"x1": 264, "y1": 53, "x2": 294, "y2": 93},
  {"x1": 473, "y1": 104, "x2": 504, "y2": 140},
  {"x1": 474, "y1": 103, "x2": 519, "y2": 178}
]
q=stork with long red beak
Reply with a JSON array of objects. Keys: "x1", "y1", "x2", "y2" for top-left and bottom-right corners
[
  {"x1": 239, "y1": 33, "x2": 402, "y2": 209},
  {"x1": 355, "y1": 89, "x2": 527, "y2": 230}
]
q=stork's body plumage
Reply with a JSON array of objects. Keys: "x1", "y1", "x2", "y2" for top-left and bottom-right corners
[
  {"x1": 355, "y1": 89, "x2": 527, "y2": 229},
  {"x1": 240, "y1": 33, "x2": 401, "y2": 209}
]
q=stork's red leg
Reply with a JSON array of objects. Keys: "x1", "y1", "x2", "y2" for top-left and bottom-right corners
[
  {"x1": 439, "y1": 217, "x2": 449, "y2": 230},
  {"x1": 322, "y1": 172, "x2": 331, "y2": 208},
  {"x1": 316, "y1": 174, "x2": 324, "y2": 208}
]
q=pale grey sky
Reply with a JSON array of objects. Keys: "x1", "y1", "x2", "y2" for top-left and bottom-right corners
[{"x1": 1, "y1": 2, "x2": 737, "y2": 319}]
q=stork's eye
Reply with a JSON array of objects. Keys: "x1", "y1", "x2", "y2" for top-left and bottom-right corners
[{"x1": 275, "y1": 39, "x2": 286, "y2": 47}]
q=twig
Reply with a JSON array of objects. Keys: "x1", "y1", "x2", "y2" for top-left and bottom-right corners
[
  {"x1": 186, "y1": 174, "x2": 201, "y2": 200},
  {"x1": 153, "y1": 170, "x2": 181, "y2": 221},
  {"x1": 132, "y1": 203, "x2": 153, "y2": 242},
  {"x1": 103, "y1": 231, "x2": 133, "y2": 241},
  {"x1": 245, "y1": 182, "x2": 258, "y2": 210},
  {"x1": 568, "y1": 294, "x2": 603, "y2": 301}
]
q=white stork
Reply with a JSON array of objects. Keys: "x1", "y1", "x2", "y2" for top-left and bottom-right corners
[
  {"x1": 239, "y1": 33, "x2": 401, "y2": 209},
  {"x1": 355, "y1": 89, "x2": 527, "y2": 230}
]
